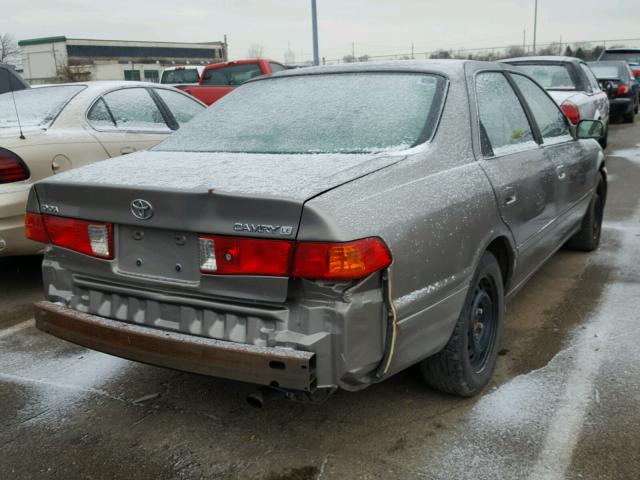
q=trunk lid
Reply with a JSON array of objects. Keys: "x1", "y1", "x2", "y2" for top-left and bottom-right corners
[
  {"x1": 547, "y1": 90, "x2": 579, "y2": 105},
  {"x1": 34, "y1": 150, "x2": 401, "y2": 302}
]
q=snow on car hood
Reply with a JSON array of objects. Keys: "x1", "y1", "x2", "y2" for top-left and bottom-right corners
[{"x1": 43, "y1": 150, "x2": 405, "y2": 201}]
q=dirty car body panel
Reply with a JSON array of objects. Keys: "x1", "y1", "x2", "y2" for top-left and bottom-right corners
[{"x1": 29, "y1": 60, "x2": 605, "y2": 395}]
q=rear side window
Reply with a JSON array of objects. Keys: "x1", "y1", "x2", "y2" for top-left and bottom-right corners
[
  {"x1": 511, "y1": 74, "x2": 571, "y2": 143},
  {"x1": 89, "y1": 88, "x2": 170, "y2": 132},
  {"x1": 154, "y1": 88, "x2": 205, "y2": 125},
  {"x1": 476, "y1": 72, "x2": 535, "y2": 156},
  {"x1": 202, "y1": 64, "x2": 263, "y2": 86}
]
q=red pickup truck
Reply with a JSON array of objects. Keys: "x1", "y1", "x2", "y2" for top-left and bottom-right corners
[{"x1": 177, "y1": 59, "x2": 287, "y2": 105}]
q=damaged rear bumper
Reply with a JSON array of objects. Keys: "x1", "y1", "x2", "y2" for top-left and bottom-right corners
[{"x1": 34, "y1": 300, "x2": 316, "y2": 392}]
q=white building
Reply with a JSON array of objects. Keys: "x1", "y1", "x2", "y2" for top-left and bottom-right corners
[{"x1": 19, "y1": 36, "x2": 227, "y2": 84}]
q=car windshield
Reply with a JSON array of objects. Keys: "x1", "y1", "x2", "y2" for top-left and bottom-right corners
[
  {"x1": 589, "y1": 65, "x2": 621, "y2": 80},
  {"x1": 161, "y1": 69, "x2": 201, "y2": 84},
  {"x1": 600, "y1": 51, "x2": 640, "y2": 63},
  {"x1": 0, "y1": 85, "x2": 85, "y2": 129},
  {"x1": 513, "y1": 64, "x2": 577, "y2": 90},
  {"x1": 155, "y1": 73, "x2": 444, "y2": 154}
]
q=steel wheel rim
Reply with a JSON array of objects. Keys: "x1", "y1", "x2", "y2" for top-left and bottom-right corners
[{"x1": 467, "y1": 277, "x2": 498, "y2": 372}]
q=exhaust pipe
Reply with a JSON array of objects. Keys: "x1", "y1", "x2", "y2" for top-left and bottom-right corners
[{"x1": 246, "y1": 387, "x2": 284, "y2": 408}]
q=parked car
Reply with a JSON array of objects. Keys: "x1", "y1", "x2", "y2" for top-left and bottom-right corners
[
  {"x1": 160, "y1": 66, "x2": 205, "y2": 86},
  {"x1": 178, "y1": 59, "x2": 287, "y2": 105},
  {"x1": 502, "y1": 56, "x2": 610, "y2": 148},
  {"x1": 0, "y1": 81, "x2": 205, "y2": 256},
  {"x1": 588, "y1": 61, "x2": 639, "y2": 123},
  {"x1": 598, "y1": 47, "x2": 640, "y2": 63},
  {"x1": 27, "y1": 61, "x2": 606, "y2": 403},
  {"x1": 0, "y1": 63, "x2": 29, "y2": 94}
]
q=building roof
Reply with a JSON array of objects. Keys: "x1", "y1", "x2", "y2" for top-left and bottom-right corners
[{"x1": 18, "y1": 36, "x2": 67, "y2": 47}]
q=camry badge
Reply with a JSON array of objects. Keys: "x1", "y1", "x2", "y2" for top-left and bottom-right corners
[{"x1": 130, "y1": 199, "x2": 154, "y2": 220}]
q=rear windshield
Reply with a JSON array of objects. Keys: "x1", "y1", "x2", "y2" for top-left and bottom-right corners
[
  {"x1": 201, "y1": 64, "x2": 263, "y2": 86},
  {"x1": 155, "y1": 73, "x2": 445, "y2": 154},
  {"x1": 600, "y1": 51, "x2": 640, "y2": 63},
  {"x1": 0, "y1": 85, "x2": 85, "y2": 129},
  {"x1": 589, "y1": 65, "x2": 621, "y2": 80},
  {"x1": 512, "y1": 64, "x2": 577, "y2": 90},
  {"x1": 160, "y1": 69, "x2": 201, "y2": 84}
]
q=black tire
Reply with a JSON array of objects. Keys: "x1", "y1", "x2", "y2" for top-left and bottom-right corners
[
  {"x1": 419, "y1": 252, "x2": 504, "y2": 397},
  {"x1": 624, "y1": 111, "x2": 635, "y2": 123},
  {"x1": 635, "y1": 99, "x2": 639, "y2": 114},
  {"x1": 566, "y1": 174, "x2": 605, "y2": 252}
]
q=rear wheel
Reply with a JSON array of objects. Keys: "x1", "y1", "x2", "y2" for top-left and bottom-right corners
[
  {"x1": 566, "y1": 174, "x2": 605, "y2": 252},
  {"x1": 624, "y1": 109, "x2": 635, "y2": 123},
  {"x1": 419, "y1": 252, "x2": 504, "y2": 397}
]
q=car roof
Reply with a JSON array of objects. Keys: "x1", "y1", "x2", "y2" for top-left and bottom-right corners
[
  {"x1": 262, "y1": 59, "x2": 513, "y2": 82},
  {"x1": 501, "y1": 55, "x2": 582, "y2": 64}
]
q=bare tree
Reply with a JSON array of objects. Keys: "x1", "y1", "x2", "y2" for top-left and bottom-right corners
[
  {"x1": 0, "y1": 33, "x2": 20, "y2": 64},
  {"x1": 505, "y1": 45, "x2": 525, "y2": 58},
  {"x1": 247, "y1": 43, "x2": 265, "y2": 59}
]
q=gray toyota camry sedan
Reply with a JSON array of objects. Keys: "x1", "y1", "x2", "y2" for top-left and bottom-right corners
[{"x1": 26, "y1": 60, "x2": 606, "y2": 402}]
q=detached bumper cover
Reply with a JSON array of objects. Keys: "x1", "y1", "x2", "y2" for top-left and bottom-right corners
[{"x1": 34, "y1": 300, "x2": 316, "y2": 392}]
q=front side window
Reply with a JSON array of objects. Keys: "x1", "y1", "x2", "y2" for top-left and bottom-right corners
[
  {"x1": 270, "y1": 63, "x2": 286, "y2": 73},
  {"x1": 156, "y1": 73, "x2": 446, "y2": 154},
  {"x1": 512, "y1": 74, "x2": 571, "y2": 143},
  {"x1": 512, "y1": 63, "x2": 577, "y2": 90},
  {"x1": 201, "y1": 64, "x2": 263, "y2": 86},
  {"x1": 476, "y1": 72, "x2": 535, "y2": 156},
  {"x1": 90, "y1": 88, "x2": 170, "y2": 132},
  {"x1": 0, "y1": 85, "x2": 85, "y2": 130},
  {"x1": 154, "y1": 88, "x2": 205, "y2": 125}
]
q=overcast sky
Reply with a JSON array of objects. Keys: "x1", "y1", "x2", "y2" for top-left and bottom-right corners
[{"x1": 4, "y1": 0, "x2": 639, "y2": 63}]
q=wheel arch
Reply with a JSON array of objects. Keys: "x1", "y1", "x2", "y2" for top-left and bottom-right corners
[{"x1": 484, "y1": 235, "x2": 516, "y2": 291}]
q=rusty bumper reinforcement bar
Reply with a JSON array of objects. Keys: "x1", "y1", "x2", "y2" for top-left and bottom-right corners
[{"x1": 34, "y1": 301, "x2": 316, "y2": 392}]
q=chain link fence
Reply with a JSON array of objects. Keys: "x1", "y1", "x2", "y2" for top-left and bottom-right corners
[{"x1": 291, "y1": 37, "x2": 640, "y2": 66}]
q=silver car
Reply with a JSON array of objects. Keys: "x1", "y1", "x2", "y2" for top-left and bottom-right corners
[
  {"x1": 502, "y1": 56, "x2": 610, "y2": 148},
  {"x1": 27, "y1": 60, "x2": 606, "y2": 403}
]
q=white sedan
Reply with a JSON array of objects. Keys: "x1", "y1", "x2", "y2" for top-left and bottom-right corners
[{"x1": 0, "y1": 81, "x2": 205, "y2": 256}]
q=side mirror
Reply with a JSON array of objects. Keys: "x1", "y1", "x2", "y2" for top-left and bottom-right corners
[{"x1": 576, "y1": 119, "x2": 604, "y2": 140}]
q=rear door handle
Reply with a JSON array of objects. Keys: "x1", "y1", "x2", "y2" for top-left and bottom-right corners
[
  {"x1": 503, "y1": 186, "x2": 517, "y2": 206},
  {"x1": 121, "y1": 147, "x2": 136, "y2": 155}
]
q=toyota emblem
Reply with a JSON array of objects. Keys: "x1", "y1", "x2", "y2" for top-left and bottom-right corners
[{"x1": 130, "y1": 199, "x2": 154, "y2": 220}]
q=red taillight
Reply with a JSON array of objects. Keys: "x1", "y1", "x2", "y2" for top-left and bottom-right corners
[
  {"x1": 632, "y1": 69, "x2": 640, "y2": 78},
  {"x1": 617, "y1": 83, "x2": 630, "y2": 95},
  {"x1": 0, "y1": 148, "x2": 30, "y2": 184},
  {"x1": 25, "y1": 214, "x2": 114, "y2": 259},
  {"x1": 199, "y1": 235, "x2": 293, "y2": 276},
  {"x1": 292, "y1": 238, "x2": 392, "y2": 280},
  {"x1": 561, "y1": 101, "x2": 580, "y2": 125},
  {"x1": 24, "y1": 212, "x2": 49, "y2": 243},
  {"x1": 198, "y1": 235, "x2": 392, "y2": 280}
]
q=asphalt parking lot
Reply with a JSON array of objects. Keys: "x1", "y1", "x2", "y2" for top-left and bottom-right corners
[{"x1": 1, "y1": 121, "x2": 640, "y2": 480}]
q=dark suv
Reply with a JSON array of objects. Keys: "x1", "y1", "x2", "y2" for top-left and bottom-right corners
[
  {"x1": 0, "y1": 64, "x2": 29, "y2": 95},
  {"x1": 588, "y1": 61, "x2": 639, "y2": 123},
  {"x1": 598, "y1": 48, "x2": 640, "y2": 63}
]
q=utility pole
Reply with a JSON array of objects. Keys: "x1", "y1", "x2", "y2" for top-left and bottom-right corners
[
  {"x1": 411, "y1": 43, "x2": 415, "y2": 59},
  {"x1": 533, "y1": 0, "x2": 538, "y2": 55},
  {"x1": 311, "y1": 0, "x2": 320, "y2": 66},
  {"x1": 352, "y1": 42, "x2": 355, "y2": 60},
  {"x1": 523, "y1": 29, "x2": 526, "y2": 54}
]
